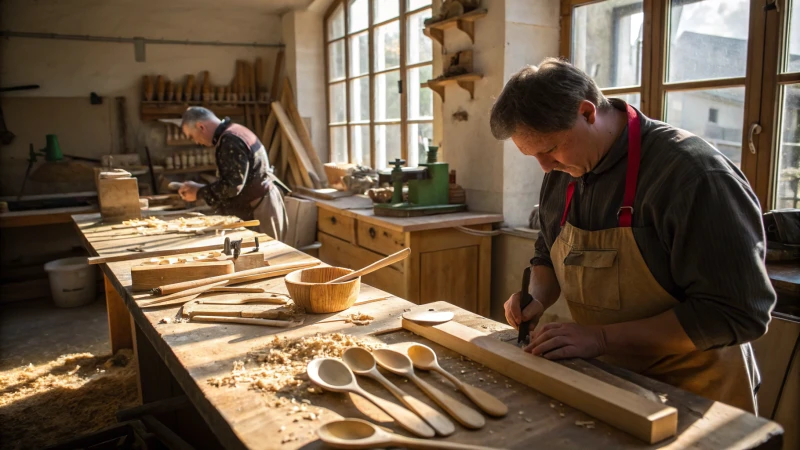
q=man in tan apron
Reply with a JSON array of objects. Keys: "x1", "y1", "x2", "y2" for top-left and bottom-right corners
[
  {"x1": 177, "y1": 107, "x2": 288, "y2": 241},
  {"x1": 490, "y1": 59, "x2": 776, "y2": 413}
]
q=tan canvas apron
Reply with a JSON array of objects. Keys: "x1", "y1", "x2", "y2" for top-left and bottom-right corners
[{"x1": 549, "y1": 104, "x2": 756, "y2": 413}]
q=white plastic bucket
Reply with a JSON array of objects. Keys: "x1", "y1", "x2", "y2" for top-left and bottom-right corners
[{"x1": 43, "y1": 257, "x2": 97, "y2": 308}]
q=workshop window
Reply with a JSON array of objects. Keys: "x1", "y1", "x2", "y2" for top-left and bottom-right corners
[
  {"x1": 325, "y1": 0, "x2": 434, "y2": 169},
  {"x1": 561, "y1": 0, "x2": 800, "y2": 210}
]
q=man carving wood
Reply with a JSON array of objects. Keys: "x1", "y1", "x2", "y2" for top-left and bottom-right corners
[
  {"x1": 177, "y1": 107, "x2": 288, "y2": 241},
  {"x1": 492, "y1": 58, "x2": 776, "y2": 413}
]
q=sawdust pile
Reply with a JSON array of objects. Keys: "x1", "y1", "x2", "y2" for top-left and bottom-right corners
[
  {"x1": 207, "y1": 333, "x2": 382, "y2": 399},
  {"x1": 120, "y1": 215, "x2": 241, "y2": 235},
  {"x1": 344, "y1": 312, "x2": 374, "y2": 326},
  {"x1": 0, "y1": 350, "x2": 138, "y2": 449}
]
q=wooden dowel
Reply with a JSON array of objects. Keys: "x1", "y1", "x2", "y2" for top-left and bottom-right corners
[
  {"x1": 191, "y1": 315, "x2": 299, "y2": 327},
  {"x1": 141, "y1": 280, "x2": 230, "y2": 307},
  {"x1": 154, "y1": 260, "x2": 319, "y2": 295}
]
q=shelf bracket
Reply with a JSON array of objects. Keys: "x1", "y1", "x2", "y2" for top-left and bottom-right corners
[
  {"x1": 428, "y1": 83, "x2": 446, "y2": 102},
  {"x1": 456, "y1": 80, "x2": 476, "y2": 100},
  {"x1": 456, "y1": 20, "x2": 475, "y2": 43},
  {"x1": 424, "y1": 28, "x2": 445, "y2": 46}
]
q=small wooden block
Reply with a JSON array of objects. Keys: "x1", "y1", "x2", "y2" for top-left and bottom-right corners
[
  {"x1": 131, "y1": 261, "x2": 234, "y2": 291},
  {"x1": 232, "y1": 252, "x2": 267, "y2": 272},
  {"x1": 98, "y1": 174, "x2": 141, "y2": 222}
]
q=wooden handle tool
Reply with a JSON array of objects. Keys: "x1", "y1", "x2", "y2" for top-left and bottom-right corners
[
  {"x1": 140, "y1": 280, "x2": 230, "y2": 307},
  {"x1": 327, "y1": 248, "x2": 410, "y2": 283}
]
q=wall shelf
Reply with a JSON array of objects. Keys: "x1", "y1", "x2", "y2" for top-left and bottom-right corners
[
  {"x1": 162, "y1": 165, "x2": 217, "y2": 175},
  {"x1": 422, "y1": 73, "x2": 483, "y2": 102},
  {"x1": 423, "y1": 8, "x2": 488, "y2": 47}
]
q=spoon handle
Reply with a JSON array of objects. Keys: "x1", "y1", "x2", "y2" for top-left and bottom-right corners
[
  {"x1": 356, "y1": 387, "x2": 435, "y2": 438},
  {"x1": 391, "y1": 435, "x2": 505, "y2": 450},
  {"x1": 410, "y1": 374, "x2": 485, "y2": 429},
  {"x1": 369, "y1": 372, "x2": 455, "y2": 436},
  {"x1": 434, "y1": 367, "x2": 508, "y2": 417}
]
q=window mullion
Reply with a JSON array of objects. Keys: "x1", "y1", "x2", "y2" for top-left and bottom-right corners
[
  {"x1": 400, "y1": 0, "x2": 408, "y2": 164},
  {"x1": 344, "y1": 3, "x2": 352, "y2": 164},
  {"x1": 369, "y1": 0, "x2": 376, "y2": 168}
]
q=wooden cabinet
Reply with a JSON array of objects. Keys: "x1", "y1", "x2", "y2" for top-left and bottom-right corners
[{"x1": 312, "y1": 196, "x2": 502, "y2": 317}]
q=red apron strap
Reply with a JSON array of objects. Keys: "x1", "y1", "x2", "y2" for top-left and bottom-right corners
[
  {"x1": 618, "y1": 104, "x2": 641, "y2": 227},
  {"x1": 560, "y1": 181, "x2": 576, "y2": 227}
]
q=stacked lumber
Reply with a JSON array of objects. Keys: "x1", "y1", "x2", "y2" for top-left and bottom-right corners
[{"x1": 260, "y1": 78, "x2": 328, "y2": 190}]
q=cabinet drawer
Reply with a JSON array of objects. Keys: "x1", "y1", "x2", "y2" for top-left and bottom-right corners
[
  {"x1": 317, "y1": 208, "x2": 355, "y2": 243},
  {"x1": 318, "y1": 232, "x2": 405, "y2": 297},
  {"x1": 356, "y1": 221, "x2": 406, "y2": 256}
]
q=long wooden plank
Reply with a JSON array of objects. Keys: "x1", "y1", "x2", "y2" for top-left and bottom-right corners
[
  {"x1": 282, "y1": 79, "x2": 328, "y2": 186},
  {"x1": 268, "y1": 127, "x2": 282, "y2": 170},
  {"x1": 87, "y1": 237, "x2": 265, "y2": 265},
  {"x1": 271, "y1": 102, "x2": 316, "y2": 188},
  {"x1": 270, "y1": 50, "x2": 284, "y2": 102},
  {"x1": 282, "y1": 131, "x2": 305, "y2": 188},
  {"x1": 261, "y1": 108, "x2": 278, "y2": 148},
  {"x1": 402, "y1": 319, "x2": 678, "y2": 444}
]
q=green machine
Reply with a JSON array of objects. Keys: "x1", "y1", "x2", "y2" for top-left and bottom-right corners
[{"x1": 373, "y1": 146, "x2": 467, "y2": 217}]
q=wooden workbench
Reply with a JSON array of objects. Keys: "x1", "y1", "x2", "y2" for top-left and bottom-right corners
[
  {"x1": 72, "y1": 212, "x2": 783, "y2": 449},
  {"x1": 305, "y1": 195, "x2": 503, "y2": 317}
]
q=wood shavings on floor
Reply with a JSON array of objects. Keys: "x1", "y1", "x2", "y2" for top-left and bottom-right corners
[
  {"x1": 0, "y1": 350, "x2": 138, "y2": 449},
  {"x1": 207, "y1": 333, "x2": 383, "y2": 399},
  {"x1": 344, "y1": 312, "x2": 374, "y2": 326}
]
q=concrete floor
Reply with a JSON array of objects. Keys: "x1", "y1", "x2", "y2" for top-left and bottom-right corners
[{"x1": 0, "y1": 296, "x2": 110, "y2": 371}]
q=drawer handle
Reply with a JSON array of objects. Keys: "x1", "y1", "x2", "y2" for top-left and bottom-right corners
[
  {"x1": 369, "y1": 227, "x2": 376, "y2": 239},
  {"x1": 330, "y1": 216, "x2": 337, "y2": 225}
]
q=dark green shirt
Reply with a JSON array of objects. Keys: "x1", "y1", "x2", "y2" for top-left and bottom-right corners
[{"x1": 533, "y1": 99, "x2": 776, "y2": 351}]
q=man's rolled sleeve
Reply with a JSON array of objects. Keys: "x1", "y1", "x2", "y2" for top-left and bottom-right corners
[
  {"x1": 665, "y1": 171, "x2": 775, "y2": 350},
  {"x1": 531, "y1": 232, "x2": 554, "y2": 268}
]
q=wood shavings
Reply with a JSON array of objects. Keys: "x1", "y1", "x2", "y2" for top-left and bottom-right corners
[
  {"x1": 207, "y1": 333, "x2": 383, "y2": 399},
  {"x1": 344, "y1": 312, "x2": 374, "y2": 326},
  {"x1": 121, "y1": 215, "x2": 241, "y2": 236},
  {"x1": 575, "y1": 420, "x2": 595, "y2": 429}
]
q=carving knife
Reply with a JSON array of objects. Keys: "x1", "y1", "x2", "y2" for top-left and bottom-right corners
[{"x1": 517, "y1": 266, "x2": 534, "y2": 347}]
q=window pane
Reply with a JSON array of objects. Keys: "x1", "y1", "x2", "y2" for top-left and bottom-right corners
[
  {"x1": 611, "y1": 92, "x2": 641, "y2": 109},
  {"x1": 351, "y1": 125, "x2": 372, "y2": 167},
  {"x1": 375, "y1": 21, "x2": 401, "y2": 71},
  {"x1": 775, "y1": 84, "x2": 800, "y2": 208},
  {"x1": 408, "y1": 65, "x2": 433, "y2": 119},
  {"x1": 407, "y1": 0, "x2": 430, "y2": 11},
  {"x1": 665, "y1": 87, "x2": 745, "y2": 167},
  {"x1": 349, "y1": 0, "x2": 369, "y2": 33},
  {"x1": 350, "y1": 77, "x2": 370, "y2": 122},
  {"x1": 666, "y1": 0, "x2": 749, "y2": 83},
  {"x1": 572, "y1": 0, "x2": 643, "y2": 89},
  {"x1": 407, "y1": 122, "x2": 433, "y2": 167},
  {"x1": 376, "y1": 70, "x2": 401, "y2": 121},
  {"x1": 349, "y1": 32, "x2": 369, "y2": 77},
  {"x1": 328, "y1": 3, "x2": 345, "y2": 40},
  {"x1": 329, "y1": 41, "x2": 345, "y2": 81},
  {"x1": 329, "y1": 82, "x2": 347, "y2": 124},
  {"x1": 331, "y1": 126, "x2": 348, "y2": 162},
  {"x1": 785, "y1": 0, "x2": 800, "y2": 73},
  {"x1": 375, "y1": 124, "x2": 402, "y2": 170},
  {"x1": 407, "y1": 9, "x2": 433, "y2": 65},
  {"x1": 374, "y1": 0, "x2": 399, "y2": 23}
]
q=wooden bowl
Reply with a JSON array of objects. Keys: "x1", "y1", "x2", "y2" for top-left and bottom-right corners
[{"x1": 284, "y1": 266, "x2": 360, "y2": 313}]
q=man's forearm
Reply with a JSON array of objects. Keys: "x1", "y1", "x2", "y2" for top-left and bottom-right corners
[
  {"x1": 531, "y1": 264, "x2": 561, "y2": 309},
  {"x1": 602, "y1": 309, "x2": 697, "y2": 356}
]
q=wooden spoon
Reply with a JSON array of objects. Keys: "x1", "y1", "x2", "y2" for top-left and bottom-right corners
[
  {"x1": 306, "y1": 358, "x2": 434, "y2": 438},
  {"x1": 327, "y1": 248, "x2": 410, "y2": 284},
  {"x1": 372, "y1": 349, "x2": 485, "y2": 429},
  {"x1": 317, "y1": 418, "x2": 503, "y2": 450},
  {"x1": 407, "y1": 344, "x2": 508, "y2": 417},
  {"x1": 343, "y1": 347, "x2": 455, "y2": 436}
]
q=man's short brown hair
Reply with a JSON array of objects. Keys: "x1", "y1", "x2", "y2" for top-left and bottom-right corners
[{"x1": 490, "y1": 57, "x2": 611, "y2": 139}]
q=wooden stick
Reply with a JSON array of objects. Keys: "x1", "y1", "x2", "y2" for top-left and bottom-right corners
[
  {"x1": 185, "y1": 308, "x2": 291, "y2": 320},
  {"x1": 282, "y1": 78, "x2": 328, "y2": 186},
  {"x1": 155, "y1": 260, "x2": 319, "y2": 295},
  {"x1": 198, "y1": 219, "x2": 260, "y2": 232},
  {"x1": 87, "y1": 237, "x2": 266, "y2": 265},
  {"x1": 271, "y1": 102, "x2": 317, "y2": 187},
  {"x1": 206, "y1": 287, "x2": 266, "y2": 293},
  {"x1": 268, "y1": 128, "x2": 282, "y2": 175},
  {"x1": 270, "y1": 50, "x2": 284, "y2": 101},
  {"x1": 192, "y1": 315, "x2": 300, "y2": 327},
  {"x1": 140, "y1": 280, "x2": 230, "y2": 307},
  {"x1": 402, "y1": 319, "x2": 678, "y2": 444},
  {"x1": 328, "y1": 248, "x2": 410, "y2": 283}
]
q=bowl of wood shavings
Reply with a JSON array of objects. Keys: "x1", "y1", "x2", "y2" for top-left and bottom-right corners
[{"x1": 284, "y1": 267, "x2": 360, "y2": 313}]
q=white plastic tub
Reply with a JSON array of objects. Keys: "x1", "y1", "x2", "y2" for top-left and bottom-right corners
[{"x1": 43, "y1": 257, "x2": 97, "y2": 308}]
